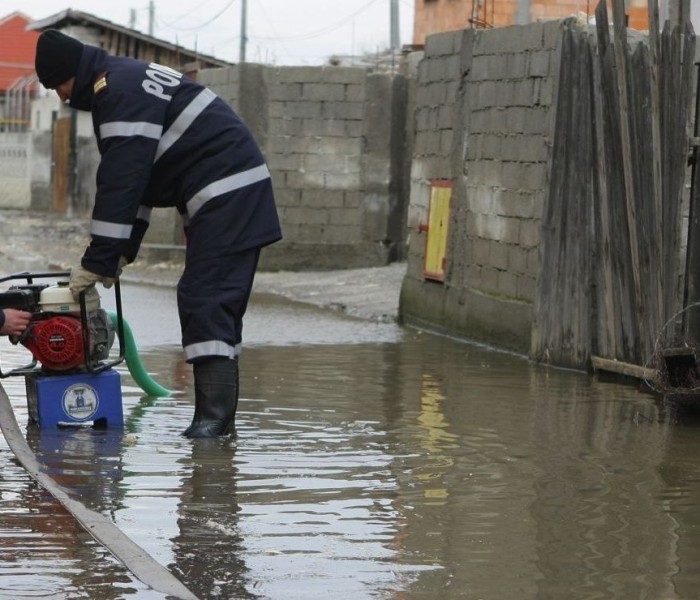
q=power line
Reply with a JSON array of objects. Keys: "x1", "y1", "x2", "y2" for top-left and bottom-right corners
[
  {"x1": 156, "y1": 0, "x2": 237, "y2": 32},
  {"x1": 159, "y1": 0, "x2": 221, "y2": 25},
  {"x1": 255, "y1": 0, "x2": 293, "y2": 60},
  {"x1": 252, "y1": 0, "x2": 382, "y2": 42}
]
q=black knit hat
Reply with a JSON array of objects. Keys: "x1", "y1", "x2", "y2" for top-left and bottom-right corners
[{"x1": 35, "y1": 29, "x2": 85, "y2": 89}]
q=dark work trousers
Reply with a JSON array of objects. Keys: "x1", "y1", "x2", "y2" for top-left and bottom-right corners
[{"x1": 177, "y1": 244, "x2": 261, "y2": 364}]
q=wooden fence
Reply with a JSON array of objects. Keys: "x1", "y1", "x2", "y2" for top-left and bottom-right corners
[{"x1": 532, "y1": 0, "x2": 696, "y2": 374}]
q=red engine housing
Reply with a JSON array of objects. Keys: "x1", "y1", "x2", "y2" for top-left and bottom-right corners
[{"x1": 22, "y1": 316, "x2": 86, "y2": 371}]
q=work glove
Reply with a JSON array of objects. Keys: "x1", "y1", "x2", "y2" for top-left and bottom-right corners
[
  {"x1": 69, "y1": 257, "x2": 129, "y2": 299},
  {"x1": 69, "y1": 265, "x2": 104, "y2": 299}
]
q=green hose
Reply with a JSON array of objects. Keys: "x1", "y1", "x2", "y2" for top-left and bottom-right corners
[{"x1": 107, "y1": 311, "x2": 172, "y2": 397}]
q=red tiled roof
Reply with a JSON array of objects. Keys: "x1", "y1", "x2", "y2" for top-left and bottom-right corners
[{"x1": 0, "y1": 12, "x2": 39, "y2": 92}]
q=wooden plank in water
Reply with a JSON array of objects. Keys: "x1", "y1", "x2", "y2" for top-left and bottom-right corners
[{"x1": 590, "y1": 354, "x2": 659, "y2": 383}]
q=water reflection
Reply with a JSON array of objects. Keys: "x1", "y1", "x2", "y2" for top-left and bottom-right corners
[
  {"x1": 0, "y1": 425, "x2": 168, "y2": 599},
  {"x1": 4, "y1": 287, "x2": 700, "y2": 598},
  {"x1": 170, "y1": 440, "x2": 254, "y2": 599}
]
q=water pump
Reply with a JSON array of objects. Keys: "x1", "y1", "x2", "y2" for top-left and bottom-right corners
[
  {"x1": 0, "y1": 271, "x2": 125, "y2": 428},
  {"x1": 0, "y1": 282, "x2": 114, "y2": 372}
]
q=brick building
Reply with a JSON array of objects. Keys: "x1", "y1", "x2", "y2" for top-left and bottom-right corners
[
  {"x1": 0, "y1": 12, "x2": 39, "y2": 131},
  {"x1": 413, "y1": 0, "x2": 650, "y2": 44}
]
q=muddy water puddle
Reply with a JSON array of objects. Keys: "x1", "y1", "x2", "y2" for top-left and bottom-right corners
[{"x1": 1, "y1": 283, "x2": 700, "y2": 598}]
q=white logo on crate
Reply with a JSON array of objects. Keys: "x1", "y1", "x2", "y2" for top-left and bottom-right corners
[{"x1": 62, "y1": 383, "x2": 99, "y2": 421}]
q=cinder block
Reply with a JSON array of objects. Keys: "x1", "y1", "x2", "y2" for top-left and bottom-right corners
[
  {"x1": 304, "y1": 154, "x2": 350, "y2": 174},
  {"x1": 284, "y1": 101, "x2": 323, "y2": 119},
  {"x1": 519, "y1": 219, "x2": 541, "y2": 248},
  {"x1": 322, "y1": 101, "x2": 364, "y2": 120},
  {"x1": 266, "y1": 153, "x2": 303, "y2": 171},
  {"x1": 329, "y1": 207, "x2": 363, "y2": 226},
  {"x1": 489, "y1": 242, "x2": 508, "y2": 271},
  {"x1": 508, "y1": 246, "x2": 528, "y2": 274},
  {"x1": 269, "y1": 116, "x2": 302, "y2": 136},
  {"x1": 301, "y1": 189, "x2": 345, "y2": 209},
  {"x1": 274, "y1": 66, "x2": 324, "y2": 83},
  {"x1": 517, "y1": 274, "x2": 537, "y2": 301},
  {"x1": 302, "y1": 119, "x2": 346, "y2": 137},
  {"x1": 345, "y1": 83, "x2": 365, "y2": 102},
  {"x1": 425, "y1": 31, "x2": 461, "y2": 58},
  {"x1": 324, "y1": 172, "x2": 361, "y2": 189},
  {"x1": 267, "y1": 82, "x2": 303, "y2": 101},
  {"x1": 497, "y1": 269, "x2": 519, "y2": 298},
  {"x1": 528, "y1": 50, "x2": 551, "y2": 77},
  {"x1": 320, "y1": 66, "x2": 366, "y2": 84},
  {"x1": 302, "y1": 83, "x2": 346, "y2": 102}
]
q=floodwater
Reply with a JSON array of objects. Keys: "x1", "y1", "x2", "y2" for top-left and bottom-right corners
[{"x1": 1, "y1": 282, "x2": 700, "y2": 599}]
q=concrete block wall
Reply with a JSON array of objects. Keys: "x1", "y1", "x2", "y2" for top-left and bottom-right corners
[
  {"x1": 464, "y1": 22, "x2": 557, "y2": 305},
  {"x1": 200, "y1": 64, "x2": 409, "y2": 270},
  {"x1": 401, "y1": 20, "x2": 564, "y2": 354}
]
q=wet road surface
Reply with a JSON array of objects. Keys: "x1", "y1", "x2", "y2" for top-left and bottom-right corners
[{"x1": 1, "y1": 281, "x2": 700, "y2": 599}]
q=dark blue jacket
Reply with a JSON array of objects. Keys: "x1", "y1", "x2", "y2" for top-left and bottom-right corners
[{"x1": 70, "y1": 45, "x2": 281, "y2": 277}]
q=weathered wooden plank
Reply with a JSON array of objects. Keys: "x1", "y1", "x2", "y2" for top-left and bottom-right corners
[
  {"x1": 591, "y1": 28, "x2": 617, "y2": 359},
  {"x1": 570, "y1": 31, "x2": 593, "y2": 366},
  {"x1": 682, "y1": 60, "x2": 700, "y2": 342},
  {"x1": 630, "y1": 43, "x2": 662, "y2": 360},
  {"x1": 612, "y1": 0, "x2": 645, "y2": 364},
  {"x1": 647, "y1": 0, "x2": 665, "y2": 331},
  {"x1": 595, "y1": 0, "x2": 639, "y2": 362},
  {"x1": 669, "y1": 25, "x2": 696, "y2": 323},
  {"x1": 591, "y1": 355, "x2": 659, "y2": 383},
  {"x1": 533, "y1": 24, "x2": 595, "y2": 368},
  {"x1": 662, "y1": 24, "x2": 682, "y2": 333},
  {"x1": 533, "y1": 25, "x2": 576, "y2": 364}
]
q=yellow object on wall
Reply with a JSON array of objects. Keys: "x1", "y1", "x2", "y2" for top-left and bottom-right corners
[{"x1": 423, "y1": 180, "x2": 452, "y2": 281}]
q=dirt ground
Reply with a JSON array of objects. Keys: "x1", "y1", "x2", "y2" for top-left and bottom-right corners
[{"x1": 0, "y1": 209, "x2": 405, "y2": 322}]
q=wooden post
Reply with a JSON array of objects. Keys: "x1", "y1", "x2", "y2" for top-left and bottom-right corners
[
  {"x1": 683, "y1": 64, "x2": 700, "y2": 342},
  {"x1": 612, "y1": 0, "x2": 645, "y2": 360},
  {"x1": 647, "y1": 0, "x2": 665, "y2": 331}
]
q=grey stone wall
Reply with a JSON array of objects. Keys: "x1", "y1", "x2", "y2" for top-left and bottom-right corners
[
  {"x1": 400, "y1": 21, "x2": 564, "y2": 354},
  {"x1": 199, "y1": 64, "x2": 410, "y2": 270}
]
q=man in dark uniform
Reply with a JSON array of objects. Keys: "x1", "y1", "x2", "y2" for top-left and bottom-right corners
[{"x1": 34, "y1": 29, "x2": 282, "y2": 438}]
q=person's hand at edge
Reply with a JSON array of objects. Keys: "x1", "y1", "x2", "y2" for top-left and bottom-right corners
[{"x1": 0, "y1": 309, "x2": 32, "y2": 337}]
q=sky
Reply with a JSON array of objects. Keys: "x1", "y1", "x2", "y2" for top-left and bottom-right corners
[{"x1": 4, "y1": 0, "x2": 416, "y2": 66}]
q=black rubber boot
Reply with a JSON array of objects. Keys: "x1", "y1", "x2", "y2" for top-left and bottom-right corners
[{"x1": 182, "y1": 357, "x2": 239, "y2": 438}]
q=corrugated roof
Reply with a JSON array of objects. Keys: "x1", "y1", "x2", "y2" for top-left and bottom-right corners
[{"x1": 28, "y1": 9, "x2": 233, "y2": 68}]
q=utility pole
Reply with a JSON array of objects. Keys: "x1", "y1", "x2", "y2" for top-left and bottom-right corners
[
  {"x1": 390, "y1": 0, "x2": 400, "y2": 53},
  {"x1": 148, "y1": 0, "x2": 155, "y2": 37},
  {"x1": 239, "y1": 0, "x2": 248, "y2": 63}
]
